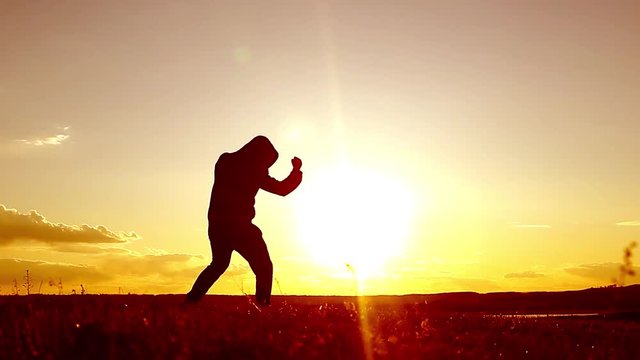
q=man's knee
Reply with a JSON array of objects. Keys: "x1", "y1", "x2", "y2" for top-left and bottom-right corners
[{"x1": 210, "y1": 258, "x2": 231, "y2": 273}]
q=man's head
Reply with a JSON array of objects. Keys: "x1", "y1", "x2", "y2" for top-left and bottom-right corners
[{"x1": 239, "y1": 135, "x2": 279, "y2": 168}]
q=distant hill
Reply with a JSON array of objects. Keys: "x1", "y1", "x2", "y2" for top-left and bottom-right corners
[
  {"x1": 409, "y1": 284, "x2": 640, "y2": 314},
  {"x1": 275, "y1": 284, "x2": 640, "y2": 315}
]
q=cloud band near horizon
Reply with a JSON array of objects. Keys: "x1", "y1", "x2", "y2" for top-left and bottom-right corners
[{"x1": 0, "y1": 204, "x2": 139, "y2": 245}]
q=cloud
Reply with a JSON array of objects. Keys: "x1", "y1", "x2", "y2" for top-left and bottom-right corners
[
  {"x1": 94, "y1": 253, "x2": 251, "y2": 294},
  {"x1": 100, "y1": 253, "x2": 205, "y2": 277},
  {"x1": 563, "y1": 263, "x2": 639, "y2": 282},
  {"x1": 0, "y1": 251, "x2": 213, "y2": 294},
  {"x1": 50, "y1": 244, "x2": 133, "y2": 255},
  {"x1": 511, "y1": 222, "x2": 551, "y2": 229},
  {"x1": 0, "y1": 204, "x2": 139, "y2": 245},
  {"x1": 504, "y1": 271, "x2": 546, "y2": 279},
  {"x1": 0, "y1": 258, "x2": 111, "y2": 285},
  {"x1": 18, "y1": 134, "x2": 69, "y2": 146},
  {"x1": 92, "y1": 252, "x2": 254, "y2": 294},
  {"x1": 226, "y1": 264, "x2": 251, "y2": 277},
  {"x1": 616, "y1": 220, "x2": 640, "y2": 226},
  {"x1": 16, "y1": 126, "x2": 71, "y2": 147}
]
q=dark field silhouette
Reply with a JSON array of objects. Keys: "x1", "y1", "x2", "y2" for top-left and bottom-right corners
[{"x1": 2, "y1": 286, "x2": 639, "y2": 359}]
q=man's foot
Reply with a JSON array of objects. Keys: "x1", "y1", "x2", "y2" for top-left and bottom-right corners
[
  {"x1": 181, "y1": 294, "x2": 201, "y2": 308},
  {"x1": 246, "y1": 297, "x2": 271, "y2": 312}
]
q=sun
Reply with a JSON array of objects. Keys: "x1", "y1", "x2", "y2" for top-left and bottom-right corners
[{"x1": 293, "y1": 164, "x2": 415, "y2": 279}]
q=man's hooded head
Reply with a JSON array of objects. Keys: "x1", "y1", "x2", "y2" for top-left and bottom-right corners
[{"x1": 237, "y1": 135, "x2": 279, "y2": 169}]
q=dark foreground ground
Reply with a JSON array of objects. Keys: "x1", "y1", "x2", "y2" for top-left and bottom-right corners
[{"x1": 1, "y1": 286, "x2": 639, "y2": 359}]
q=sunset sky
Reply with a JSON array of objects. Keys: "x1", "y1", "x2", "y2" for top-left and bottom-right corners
[{"x1": 1, "y1": 1, "x2": 639, "y2": 295}]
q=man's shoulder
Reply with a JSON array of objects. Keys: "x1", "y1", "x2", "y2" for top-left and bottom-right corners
[
  {"x1": 215, "y1": 152, "x2": 245, "y2": 173},
  {"x1": 216, "y1": 152, "x2": 232, "y2": 164}
]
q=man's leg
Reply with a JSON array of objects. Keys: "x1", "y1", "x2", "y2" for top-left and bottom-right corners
[
  {"x1": 186, "y1": 237, "x2": 232, "y2": 303},
  {"x1": 235, "y1": 224, "x2": 273, "y2": 305}
]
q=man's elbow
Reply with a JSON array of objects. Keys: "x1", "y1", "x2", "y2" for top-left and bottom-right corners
[{"x1": 276, "y1": 188, "x2": 294, "y2": 197}]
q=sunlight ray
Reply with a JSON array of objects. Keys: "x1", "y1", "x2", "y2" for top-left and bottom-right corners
[{"x1": 316, "y1": 3, "x2": 373, "y2": 358}]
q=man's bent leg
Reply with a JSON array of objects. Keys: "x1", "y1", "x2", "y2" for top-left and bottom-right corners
[
  {"x1": 186, "y1": 240, "x2": 232, "y2": 302},
  {"x1": 235, "y1": 225, "x2": 273, "y2": 305}
]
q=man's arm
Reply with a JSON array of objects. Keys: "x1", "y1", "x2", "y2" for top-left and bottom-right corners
[{"x1": 260, "y1": 157, "x2": 303, "y2": 196}]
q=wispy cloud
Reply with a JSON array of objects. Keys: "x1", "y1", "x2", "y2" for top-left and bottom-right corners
[
  {"x1": 0, "y1": 249, "x2": 212, "y2": 293},
  {"x1": 616, "y1": 220, "x2": 640, "y2": 227},
  {"x1": 51, "y1": 244, "x2": 133, "y2": 255},
  {"x1": 99, "y1": 253, "x2": 206, "y2": 277},
  {"x1": 0, "y1": 252, "x2": 211, "y2": 294},
  {"x1": 563, "y1": 263, "x2": 640, "y2": 282},
  {"x1": 511, "y1": 222, "x2": 551, "y2": 229},
  {"x1": 16, "y1": 126, "x2": 71, "y2": 147},
  {"x1": 504, "y1": 271, "x2": 546, "y2": 279},
  {"x1": 0, "y1": 204, "x2": 139, "y2": 245},
  {"x1": 0, "y1": 258, "x2": 111, "y2": 285}
]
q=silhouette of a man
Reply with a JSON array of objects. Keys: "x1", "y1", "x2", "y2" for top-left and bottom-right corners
[{"x1": 186, "y1": 135, "x2": 303, "y2": 306}]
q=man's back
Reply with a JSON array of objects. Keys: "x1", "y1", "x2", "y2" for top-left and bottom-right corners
[{"x1": 208, "y1": 152, "x2": 265, "y2": 222}]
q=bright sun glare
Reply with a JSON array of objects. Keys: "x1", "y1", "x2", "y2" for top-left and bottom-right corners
[{"x1": 294, "y1": 164, "x2": 415, "y2": 279}]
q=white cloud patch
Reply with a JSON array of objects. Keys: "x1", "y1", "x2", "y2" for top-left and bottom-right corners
[
  {"x1": 18, "y1": 134, "x2": 69, "y2": 146},
  {"x1": 0, "y1": 204, "x2": 139, "y2": 245},
  {"x1": 16, "y1": 126, "x2": 71, "y2": 147},
  {"x1": 616, "y1": 220, "x2": 640, "y2": 226}
]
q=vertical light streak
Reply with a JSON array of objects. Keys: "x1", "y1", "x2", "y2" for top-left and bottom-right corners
[
  {"x1": 347, "y1": 263, "x2": 374, "y2": 360},
  {"x1": 316, "y1": 3, "x2": 372, "y2": 359},
  {"x1": 316, "y1": 1, "x2": 347, "y2": 163}
]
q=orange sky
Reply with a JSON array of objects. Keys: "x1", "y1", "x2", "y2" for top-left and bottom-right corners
[{"x1": 1, "y1": 1, "x2": 639, "y2": 295}]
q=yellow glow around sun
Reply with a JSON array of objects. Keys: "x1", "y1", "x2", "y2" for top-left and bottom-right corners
[{"x1": 294, "y1": 164, "x2": 415, "y2": 279}]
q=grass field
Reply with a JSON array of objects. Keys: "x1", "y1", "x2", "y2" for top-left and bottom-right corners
[{"x1": 1, "y1": 292, "x2": 639, "y2": 359}]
